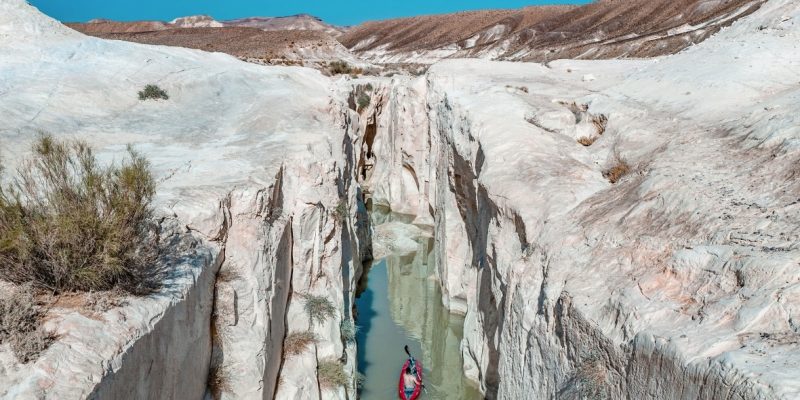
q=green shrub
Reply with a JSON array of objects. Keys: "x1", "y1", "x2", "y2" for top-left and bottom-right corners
[
  {"x1": 318, "y1": 358, "x2": 348, "y2": 389},
  {"x1": 357, "y1": 93, "x2": 371, "y2": 111},
  {"x1": 340, "y1": 319, "x2": 358, "y2": 343},
  {"x1": 365, "y1": 83, "x2": 374, "y2": 91},
  {"x1": 333, "y1": 198, "x2": 348, "y2": 221},
  {"x1": 138, "y1": 84, "x2": 169, "y2": 101},
  {"x1": 284, "y1": 331, "x2": 317, "y2": 356},
  {"x1": 0, "y1": 285, "x2": 54, "y2": 363},
  {"x1": 0, "y1": 134, "x2": 160, "y2": 294},
  {"x1": 303, "y1": 294, "x2": 336, "y2": 326},
  {"x1": 329, "y1": 61, "x2": 353, "y2": 75}
]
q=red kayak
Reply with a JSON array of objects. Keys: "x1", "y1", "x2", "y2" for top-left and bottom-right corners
[{"x1": 397, "y1": 355, "x2": 424, "y2": 400}]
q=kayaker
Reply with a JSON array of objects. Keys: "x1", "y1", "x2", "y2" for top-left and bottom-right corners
[{"x1": 402, "y1": 365, "x2": 421, "y2": 399}]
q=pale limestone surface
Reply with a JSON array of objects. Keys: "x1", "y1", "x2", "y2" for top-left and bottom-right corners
[
  {"x1": 3, "y1": 0, "x2": 800, "y2": 398},
  {"x1": 360, "y1": 1, "x2": 800, "y2": 398},
  {"x1": 0, "y1": 1, "x2": 365, "y2": 399}
]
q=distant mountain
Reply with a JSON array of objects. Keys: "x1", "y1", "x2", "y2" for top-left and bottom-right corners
[
  {"x1": 339, "y1": 0, "x2": 768, "y2": 63},
  {"x1": 67, "y1": 13, "x2": 342, "y2": 35},
  {"x1": 74, "y1": 18, "x2": 169, "y2": 33},
  {"x1": 66, "y1": 0, "x2": 767, "y2": 65},
  {"x1": 224, "y1": 14, "x2": 344, "y2": 36},
  {"x1": 170, "y1": 15, "x2": 224, "y2": 28}
]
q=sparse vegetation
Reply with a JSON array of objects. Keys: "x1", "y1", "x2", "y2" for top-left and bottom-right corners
[
  {"x1": 603, "y1": 156, "x2": 631, "y2": 184},
  {"x1": 365, "y1": 83, "x2": 374, "y2": 91},
  {"x1": 333, "y1": 198, "x2": 348, "y2": 221},
  {"x1": 570, "y1": 353, "x2": 611, "y2": 400},
  {"x1": 592, "y1": 114, "x2": 608, "y2": 135},
  {"x1": 138, "y1": 84, "x2": 169, "y2": 101},
  {"x1": 357, "y1": 93, "x2": 371, "y2": 111},
  {"x1": 0, "y1": 285, "x2": 54, "y2": 363},
  {"x1": 0, "y1": 134, "x2": 160, "y2": 294},
  {"x1": 354, "y1": 372, "x2": 366, "y2": 389},
  {"x1": 329, "y1": 60, "x2": 362, "y2": 76},
  {"x1": 505, "y1": 85, "x2": 529, "y2": 93},
  {"x1": 577, "y1": 136, "x2": 596, "y2": 147},
  {"x1": 318, "y1": 358, "x2": 349, "y2": 389},
  {"x1": 284, "y1": 331, "x2": 317, "y2": 356},
  {"x1": 304, "y1": 294, "x2": 336, "y2": 326},
  {"x1": 340, "y1": 319, "x2": 358, "y2": 343},
  {"x1": 207, "y1": 362, "x2": 232, "y2": 399}
]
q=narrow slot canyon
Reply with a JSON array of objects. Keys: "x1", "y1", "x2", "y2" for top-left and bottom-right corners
[
  {"x1": 347, "y1": 77, "x2": 485, "y2": 399},
  {"x1": 353, "y1": 211, "x2": 482, "y2": 400}
]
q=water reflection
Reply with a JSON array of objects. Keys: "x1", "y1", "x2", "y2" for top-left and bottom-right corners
[{"x1": 355, "y1": 218, "x2": 481, "y2": 400}]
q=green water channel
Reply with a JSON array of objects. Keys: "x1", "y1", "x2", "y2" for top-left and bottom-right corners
[{"x1": 354, "y1": 216, "x2": 482, "y2": 400}]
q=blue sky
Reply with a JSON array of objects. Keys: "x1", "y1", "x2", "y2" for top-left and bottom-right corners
[{"x1": 30, "y1": 0, "x2": 590, "y2": 26}]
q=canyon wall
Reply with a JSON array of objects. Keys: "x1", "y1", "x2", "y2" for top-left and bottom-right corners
[
  {"x1": 0, "y1": 1, "x2": 371, "y2": 398},
  {"x1": 361, "y1": 1, "x2": 800, "y2": 398}
]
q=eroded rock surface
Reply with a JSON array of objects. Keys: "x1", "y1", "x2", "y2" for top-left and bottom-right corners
[
  {"x1": 2, "y1": 0, "x2": 800, "y2": 399},
  {"x1": 0, "y1": 1, "x2": 368, "y2": 398},
  {"x1": 358, "y1": 1, "x2": 800, "y2": 398}
]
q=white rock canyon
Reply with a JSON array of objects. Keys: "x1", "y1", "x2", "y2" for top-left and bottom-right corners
[{"x1": 1, "y1": 0, "x2": 800, "y2": 399}]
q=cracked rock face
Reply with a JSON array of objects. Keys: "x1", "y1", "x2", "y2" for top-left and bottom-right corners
[
  {"x1": 0, "y1": 1, "x2": 366, "y2": 398},
  {"x1": 358, "y1": 1, "x2": 800, "y2": 399}
]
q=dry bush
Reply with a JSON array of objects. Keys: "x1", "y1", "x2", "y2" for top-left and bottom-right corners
[
  {"x1": 603, "y1": 156, "x2": 631, "y2": 184},
  {"x1": 284, "y1": 331, "x2": 317, "y2": 356},
  {"x1": 207, "y1": 362, "x2": 232, "y2": 399},
  {"x1": 0, "y1": 285, "x2": 54, "y2": 363},
  {"x1": 304, "y1": 294, "x2": 336, "y2": 326},
  {"x1": 592, "y1": 114, "x2": 609, "y2": 135},
  {"x1": 577, "y1": 136, "x2": 596, "y2": 147},
  {"x1": 329, "y1": 61, "x2": 354, "y2": 75},
  {"x1": 138, "y1": 84, "x2": 169, "y2": 101},
  {"x1": 85, "y1": 289, "x2": 127, "y2": 313},
  {"x1": 0, "y1": 134, "x2": 160, "y2": 294},
  {"x1": 318, "y1": 358, "x2": 348, "y2": 389},
  {"x1": 505, "y1": 85, "x2": 529, "y2": 93}
]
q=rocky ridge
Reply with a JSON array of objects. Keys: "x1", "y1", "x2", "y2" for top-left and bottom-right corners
[{"x1": 340, "y1": 0, "x2": 768, "y2": 63}]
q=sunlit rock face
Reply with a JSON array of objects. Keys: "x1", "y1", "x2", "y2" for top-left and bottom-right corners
[
  {"x1": 0, "y1": 1, "x2": 368, "y2": 399},
  {"x1": 2, "y1": 0, "x2": 800, "y2": 398},
  {"x1": 360, "y1": 1, "x2": 800, "y2": 399}
]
